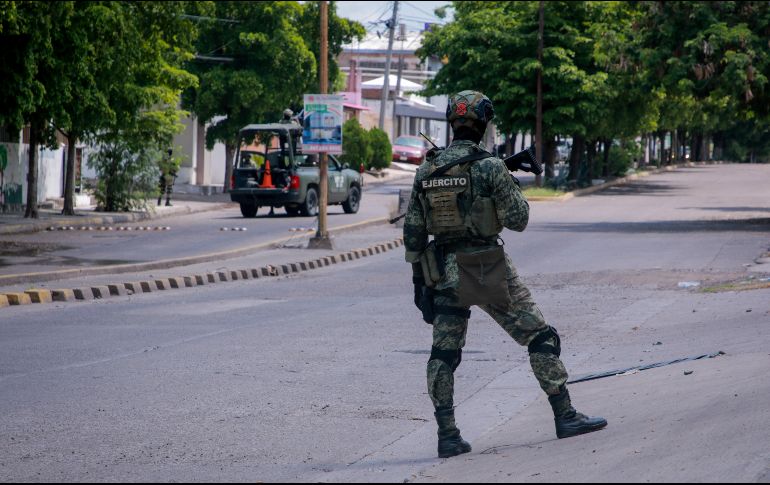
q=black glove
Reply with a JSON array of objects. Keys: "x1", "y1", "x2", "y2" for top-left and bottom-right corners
[
  {"x1": 511, "y1": 175, "x2": 521, "y2": 188},
  {"x1": 413, "y1": 275, "x2": 425, "y2": 310}
]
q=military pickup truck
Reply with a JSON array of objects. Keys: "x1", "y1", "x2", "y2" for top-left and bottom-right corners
[{"x1": 229, "y1": 123, "x2": 364, "y2": 218}]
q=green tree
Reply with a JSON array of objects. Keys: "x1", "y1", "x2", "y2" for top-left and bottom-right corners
[
  {"x1": 367, "y1": 127, "x2": 392, "y2": 170},
  {"x1": 339, "y1": 118, "x2": 371, "y2": 168},
  {"x1": 2, "y1": 1, "x2": 72, "y2": 219},
  {"x1": 86, "y1": 1, "x2": 199, "y2": 212},
  {"x1": 56, "y1": 1, "x2": 201, "y2": 214},
  {"x1": 183, "y1": 1, "x2": 363, "y2": 192},
  {"x1": 419, "y1": 2, "x2": 612, "y2": 179}
]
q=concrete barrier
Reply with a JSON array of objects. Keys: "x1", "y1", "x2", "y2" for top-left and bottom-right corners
[
  {"x1": 108, "y1": 284, "x2": 127, "y2": 297},
  {"x1": 5, "y1": 293, "x2": 32, "y2": 305},
  {"x1": 140, "y1": 281, "x2": 157, "y2": 293},
  {"x1": 1, "y1": 233, "x2": 409, "y2": 311},
  {"x1": 154, "y1": 279, "x2": 171, "y2": 290},
  {"x1": 91, "y1": 286, "x2": 111, "y2": 299},
  {"x1": 123, "y1": 282, "x2": 142, "y2": 294},
  {"x1": 73, "y1": 288, "x2": 95, "y2": 300},
  {"x1": 168, "y1": 277, "x2": 186, "y2": 289},
  {"x1": 25, "y1": 289, "x2": 53, "y2": 304},
  {"x1": 52, "y1": 289, "x2": 76, "y2": 302}
]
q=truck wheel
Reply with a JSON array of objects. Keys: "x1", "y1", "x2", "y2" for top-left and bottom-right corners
[
  {"x1": 300, "y1": 187, "x2": 319, "y2": 217},
  {"x1": 285, "y1": 205, "x2": 300, "y2": 217},
  {"x1": 240, "y1": 203, "x2": 258, "y2": 218},
  {"x1": 342, "y1": 185, "x2": 361, "y2": 214}
]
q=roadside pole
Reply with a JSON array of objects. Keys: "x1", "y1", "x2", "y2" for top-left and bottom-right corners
[
  {"x1": 378, "y1": 0, "x2": 399, "y2": 131},
  {"x1": 309, "y1": 0, "x2": 333, "y2": 249}
]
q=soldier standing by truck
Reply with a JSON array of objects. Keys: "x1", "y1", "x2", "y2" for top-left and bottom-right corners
[{"x1": 158, "y1": 148, "x2": 178, "y2": 207}]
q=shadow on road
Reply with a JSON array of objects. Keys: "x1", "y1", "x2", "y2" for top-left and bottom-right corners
[
  {"x1": 590, "y1": 181, "x2": 684, "y2": 197},
  {"x1": 681, "y1": 206, "x2": 770, "y2": 213},
  {"x1": 536, "y1": 218, "x2": 770, "y2": 233}
]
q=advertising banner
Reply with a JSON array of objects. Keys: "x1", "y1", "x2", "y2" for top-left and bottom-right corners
[{"x1": 302, "y1": 94, "x2": 343, "y2": 154}]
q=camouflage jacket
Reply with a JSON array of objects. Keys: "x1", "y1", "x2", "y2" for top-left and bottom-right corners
[{"x1": 403, "y1": 140, "x2": 530, "y2": 283}]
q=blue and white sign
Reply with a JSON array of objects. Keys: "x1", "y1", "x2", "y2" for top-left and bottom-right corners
[{"x1": 303, "y1": 94, "x2": 343, "y2": 154}]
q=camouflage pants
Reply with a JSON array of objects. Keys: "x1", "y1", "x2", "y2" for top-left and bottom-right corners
[{"x1": 427, "y1": 261, "x2": 568, "y2": 410}]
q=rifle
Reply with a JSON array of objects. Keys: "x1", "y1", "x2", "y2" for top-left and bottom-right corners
[
  {"x1": 388, "y1": 142, "x2": 543, "y2": 224},
  {"x1": 503, "y1": 145, "x2": 543, "y2": 175}
]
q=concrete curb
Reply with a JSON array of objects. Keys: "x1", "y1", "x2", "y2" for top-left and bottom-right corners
[
  {"x1": 1, "y1": 237, "x2": 405, "y2": 310},
  {"x1": 0, "y1": 216, "x2": 390, "y2": 287},
  {"x1": 0, "y1": 202, "x2": 234, "y2": 236},
  {"x1": 526, "y1": 161, "x2": 726, "y2": 202}
]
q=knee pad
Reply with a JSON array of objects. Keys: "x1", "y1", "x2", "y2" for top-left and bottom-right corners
[
  {"x1": 429, "y1": 346, "x2": 462, "y2": 372},
  {"x1": 528, "y1": 326, "x2": 561, "y2": 357}
]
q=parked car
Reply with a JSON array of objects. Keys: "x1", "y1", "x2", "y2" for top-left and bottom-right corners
[
  {"x1": 392, "y1": 135, "x2": 432, "y2": 164},
  {"x1": 230, "y1": 123, "x2": 364, "y2": 218}
]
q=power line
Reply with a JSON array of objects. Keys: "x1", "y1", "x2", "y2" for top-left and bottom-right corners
[{"x1": 401, "y1": 1, "x2": 442, "y2": 20}]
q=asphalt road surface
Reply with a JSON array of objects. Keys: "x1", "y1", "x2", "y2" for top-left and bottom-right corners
[
  {"x1": 0, "y1": 180, "x2": 412, "y2": 277},
  {"x1": 1, "y1": 164, "x2": 769, "y2": 482}
]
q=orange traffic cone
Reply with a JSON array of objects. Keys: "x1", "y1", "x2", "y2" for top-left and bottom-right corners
[{"x1": 260, "y1": 160, "x2": 275, "y2": 188}]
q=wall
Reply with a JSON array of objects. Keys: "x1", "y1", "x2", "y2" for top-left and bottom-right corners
[{"x1": 0, "y1": 142, "x2": 24, "y2": 211}]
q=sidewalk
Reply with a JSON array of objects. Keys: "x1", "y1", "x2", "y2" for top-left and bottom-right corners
[{"x1": 0, "y1": 199, "x2": 235, "y2": 236}]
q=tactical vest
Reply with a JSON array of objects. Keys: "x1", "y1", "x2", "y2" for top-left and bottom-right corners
[{"x1": 418, "y1": 149, "x2": 503, "y2": 240}]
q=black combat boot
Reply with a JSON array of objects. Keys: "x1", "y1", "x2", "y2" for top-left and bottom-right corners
[
  {"x1": 548, "y1": 386, "x2": 607, "y2": 439},
  {"x1": 434, "y1": 407, "x2": 472, "y2": 458}
]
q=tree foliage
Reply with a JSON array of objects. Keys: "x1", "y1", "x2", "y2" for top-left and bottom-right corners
[
  {"x1": 0, "y1": 1, "x2": 200, "y2": 215},
  {"x1": 182, "y1": 1, "x2": 364, "y2": 192},
  {"x1": 419, "y1": 0, "x2": 770, "y2": 179}
]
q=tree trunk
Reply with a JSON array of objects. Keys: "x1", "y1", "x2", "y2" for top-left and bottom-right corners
[
  {"x1": 505, "y1": 134, "x2": 512, "y2": 158},
  {"x1": 62, "y1": 133, "x2": 77, "y2": 216},
  {"x1": 701, "y1": 133, "x2": 709, "y2": 161},
  {"x1": 544, "y1": 136, "x2": 557, "y2": 180},
  {"x1": 521, "y1": 132, "x2": 527, "y2": 152},
  {"x1": 24, "y1": 122, "x2": 39, "y2": 219},
  {"x1": 659, "y1": 132, "x2": 666, "y2": 165},
  {"x1": 671, "y1": 130, "x2": 679, "y2": 163},
  {"x1": 586, "y1": 139, "x2": 597, "y2": 182},
  {"x1": 223, "y1": 142, "x2": 235, "y2": 194},
  {"x1": 568, "y1": 134, "x2": 584, "y2": 181},
  {"x1": 602, "y1": 138, "x2": 611, "y2": 178}
]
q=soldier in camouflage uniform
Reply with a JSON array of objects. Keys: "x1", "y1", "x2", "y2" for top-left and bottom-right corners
[
  {"x1": 404, "y1": 91, "x2": 607, "y2": 458},
  {"x1": 158, "y1": 148, "x2": 177, "y2": 207}
]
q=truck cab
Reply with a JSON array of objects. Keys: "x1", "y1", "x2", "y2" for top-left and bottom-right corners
[{"x1": 229, "y1": 123, "x2": 363, "y2": 218}]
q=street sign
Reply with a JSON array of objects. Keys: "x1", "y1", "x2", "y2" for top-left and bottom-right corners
[{"x1": 302, "y1": 94, "x2": 343, "y2": 154}]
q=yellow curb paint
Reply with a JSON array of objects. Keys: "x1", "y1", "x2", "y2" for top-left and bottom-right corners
[
  {"x1": 24, "y1": 289, "x2": 53, "y2": 304},
  {"x1": 0, "y1": 216, "x2": 391, "y2": 286},
  {"x1": 5, "y1": 293, "x2": 32, "y2": 305}
]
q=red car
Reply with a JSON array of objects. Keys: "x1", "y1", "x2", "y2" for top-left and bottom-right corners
[{"x1": 391, "y1": 135, "x2": 431, "y2": 164}]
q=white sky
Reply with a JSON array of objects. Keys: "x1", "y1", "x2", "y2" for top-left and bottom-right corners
[{"x1": 335, "y1": 1, "x2": 453, "y2": 32}]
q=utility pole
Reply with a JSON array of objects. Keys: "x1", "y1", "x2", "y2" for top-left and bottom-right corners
[
  {"x1": 309, "y1": 0, "x2": 333, "y2": 249},
  {"x1": 392, "y1": 23, "x2": 406, "y2": 139},
  {"x1": 535, "y1": 0, "x2": 544, "y2": 188},
  {"x1": 378, "y1": 0, "x2": 399, "y2": 132}
]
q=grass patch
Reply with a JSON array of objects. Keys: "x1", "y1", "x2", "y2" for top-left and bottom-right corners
[
  {"x1": 700, "y1": 280, "x2": 770, "y2": 293},
  {"x1": 523, "y1": 187, "x2": 567, "y2": 198}
]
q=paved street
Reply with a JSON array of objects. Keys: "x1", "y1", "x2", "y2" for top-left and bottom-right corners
[{"x1": 1, "y1": 164, "x2": 769, "y2": 482}]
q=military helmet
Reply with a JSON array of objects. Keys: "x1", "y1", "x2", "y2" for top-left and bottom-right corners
[
  {"x1": 283, "y1": 108, "x2": 294, "y2": 119},
  {"x1": 446, "y1": 90, "x2": 495, "y2": 125}
]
